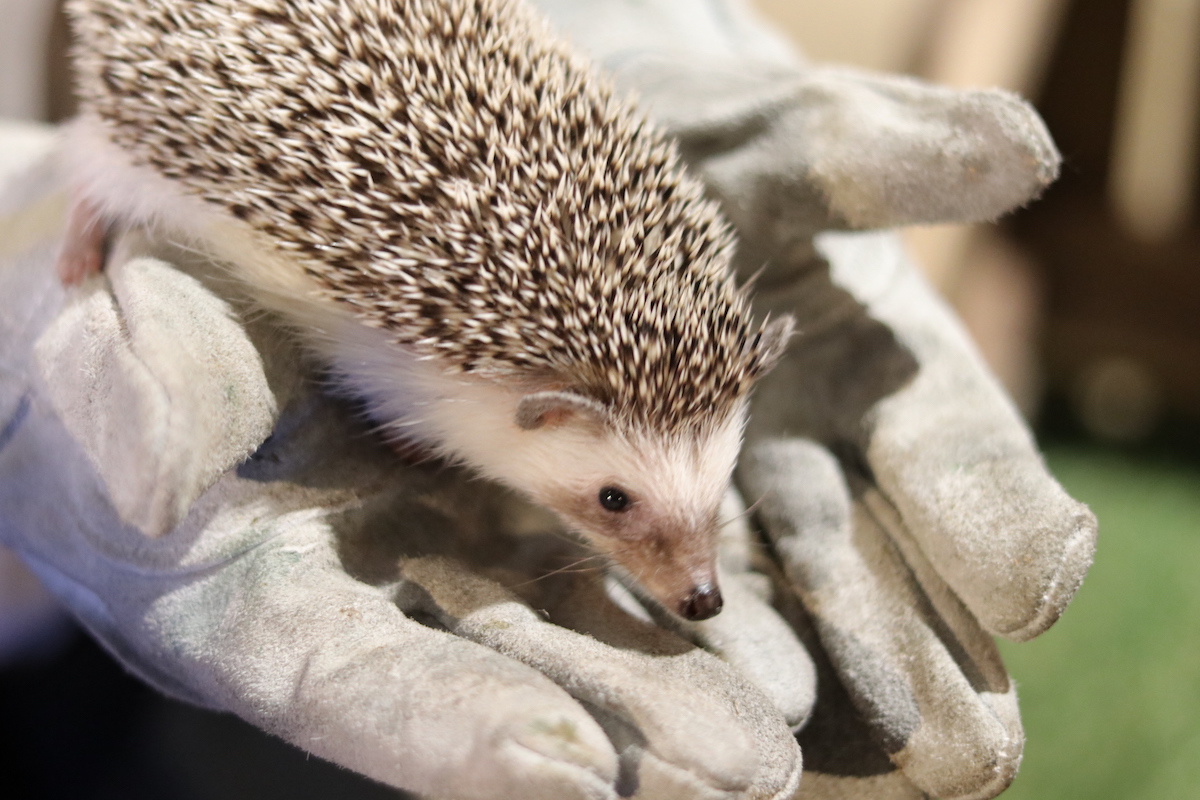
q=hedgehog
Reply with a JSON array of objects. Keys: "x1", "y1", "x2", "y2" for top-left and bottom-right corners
[{"x1": 57, "y1": 0, "x2": 793, "y2": 621}]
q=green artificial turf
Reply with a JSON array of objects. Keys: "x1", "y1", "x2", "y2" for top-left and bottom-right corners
[{"x1": 998, "y1": 446, "x2": 1200, "y2": 800}]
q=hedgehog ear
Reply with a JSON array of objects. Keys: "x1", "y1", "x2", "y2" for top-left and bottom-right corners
[
  {"x1": 755, "y1": 315, "x2": 796, "y2": 374},
  {"x1": 516, "y1": 391, "x2": 610, "y2": 431}
]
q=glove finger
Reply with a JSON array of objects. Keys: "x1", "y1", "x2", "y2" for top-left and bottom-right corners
[
  {"x1": 553, "y1": 573, "x2": 804, "y2": 800},
  {"x1": 740, "y1": 438, "x2": 1021, "y2": 800},
  {"x1": 666, "y1": 487, "x2": 817, "y2": 731},
  {"x1": 401, "y1": 556, "x2": 802, "y2": 800},
  {"x1": 618, "y1": 61, "x2": 1057, "y2": 236},
  {"x1": 860, "y1": 490, "x2": 1023, "y2": 786},
  {"x1": 817, "y1": 231, "x2": 1098, "y2": 641},
  {"x1": 774, "y1": 595, "x2": 929, "y2": 800},
  {"x1": 31, "y1": 228, "x2": 278, "y2": 538},
  {"x1": 690, "y1": 572, "x2": 816, "y2": 733}
]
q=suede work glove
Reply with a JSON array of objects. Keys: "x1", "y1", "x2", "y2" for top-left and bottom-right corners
[
  {"x1": 531, "y1": 1, "x2": 1097, "y2": 798},
  {"x1": 0, "y1": 126, "x2": 804, "y2": 800}
]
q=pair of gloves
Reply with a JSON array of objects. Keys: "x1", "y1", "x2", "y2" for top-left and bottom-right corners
[{"x1": 0, "y1": 1, "x2": 1096, "y2": 798}]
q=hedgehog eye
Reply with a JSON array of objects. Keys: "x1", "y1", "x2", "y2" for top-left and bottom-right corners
[{"x1": 598, "y1": 486, "x2": 631, "y2": 512}]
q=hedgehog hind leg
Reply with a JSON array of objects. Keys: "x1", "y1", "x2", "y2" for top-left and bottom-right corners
[{"x1": 56, "y1": 193, "x2": 110, "y2": 285}]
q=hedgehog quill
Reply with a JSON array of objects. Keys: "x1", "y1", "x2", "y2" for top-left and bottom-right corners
[{"x1": 58, "y1": 0, "x2": 793, "y2": 621}]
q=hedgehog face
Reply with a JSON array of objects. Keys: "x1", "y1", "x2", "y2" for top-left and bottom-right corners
[
  {"x1": 407, "y1": 373, "x2": 755, "y2": 621},
  {"x1": 512, "y1": 394, "x2": 748, "y2": 621}
]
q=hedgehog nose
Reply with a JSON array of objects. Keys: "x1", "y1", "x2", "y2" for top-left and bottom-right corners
[{"x1": 680, "y1": 583, "x2": 723, "y2": 621}]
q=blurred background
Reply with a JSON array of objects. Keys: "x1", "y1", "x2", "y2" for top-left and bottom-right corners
[{"x1": 2, "y1": 0, "x2": 1198, "y2": 797}]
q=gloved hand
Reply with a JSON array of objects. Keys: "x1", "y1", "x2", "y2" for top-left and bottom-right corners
[
  {"x1": 0, "y1": 120, "x2": 806, "y2": 800},
  {"x1": 530, "y1": 1, "x2": 1097, "y2": 798},
  {"x1": 0, "y1": 0, "x2": 1098, "y2": 797}
]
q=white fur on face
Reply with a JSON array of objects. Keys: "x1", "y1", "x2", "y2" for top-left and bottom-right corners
[
  {"x1": 415, "y1": 379, "x2": 746, "y2": 609},
  {"x1": 518, "y1": 417, "x2": 744, "y2": 539},
  {"x1": 418, "y1": 379, "x2": 744, "y2": 529}
]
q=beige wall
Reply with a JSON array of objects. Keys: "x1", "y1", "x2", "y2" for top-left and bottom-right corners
[
  {"x1": 749, "y1": 0, "x2": 938, "y2": 73},
  {"x1": 749, "y1": 0, "x2": 1066, "y2": 93}
]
